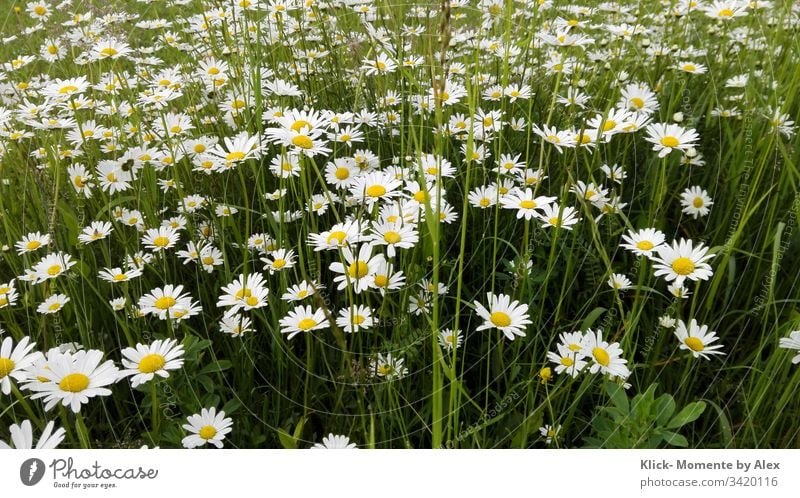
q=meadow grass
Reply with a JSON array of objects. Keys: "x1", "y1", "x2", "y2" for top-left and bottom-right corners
[{"x1": 0, "y1": 0, "x2": 799, "y2": 449}]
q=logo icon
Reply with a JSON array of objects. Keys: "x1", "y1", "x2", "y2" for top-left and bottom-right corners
[{"x1": 20, "y1": 458, "x2": 46, "y2": 486}]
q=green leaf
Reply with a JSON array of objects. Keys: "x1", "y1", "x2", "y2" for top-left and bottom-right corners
[
  {"x1": 581, "y1": 307, "x2": 608, "y2": 332},
  {"x1": 198, "y1": 360, "x2": 232, "y2": 375},
  {"x1": 604, "y1": 381, "x2": 629, "y2": 413},
  {"x1": 662, "y1": 431, "x2": 688, "y2": 447},
  {"x1": 667, "y1": 401, "x2": 706, "y2": 429},
  {"x1": 655, "y1": 395, "x2": 676, "y2": 426},
  {"x1": 277, "y1": 428, "x2": 298, "y2": 449}
]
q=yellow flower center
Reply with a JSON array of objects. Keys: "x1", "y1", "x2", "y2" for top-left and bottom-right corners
[
  {"x1": 671, "y1": 257, "x2": 695, "y2": 276},
  {"x1": 199, "y1": 425, "x2": 217, "y2": 440},
  {"x1": 519, "y1": 200, "x2": 536, "y2": 209},
  {"x1": 113, "y1": 274, "x2": 128, "y2": 281},
  {"x1": 660, "y1": 136, "x2": 679, "y2": 147},
  {"x1": 692, "y1": 197, "x2": 704, "y2": 208},
  {"x1": 636, "y1": 240, "x2": 654, "y2": 251},
  {"x1": 154, "y1": 296, "x2": 177, "y2": 310},
  {"x1": 348, "y1": 261, "x2": 369, "y2": 278},
  {"x1": 0, "y1": 357, "x2": 15, "y2": 378},
  {"x1": 682, "y1": 64, "x2": 696, "y2": 72},
  {"x1": 26, "y1": 240, "x2": 42, "y2": 250},
  {"x1": 548, "y1": 217, "x2": 561, "y2": 226},
  {"x1": 226, "y1": 151, "x2": 246, "y2": 161},
  {"x1": 59, "y1": 373, "x2": 90, "y2": 392},
  {"x1": 684, "y1": 337, "x2": 705, "y2": 352},
  {"x1": 34, "y1": 5, "x2": 47, "y2": 15},
  {"x1": 352, "y1": 315, "x2": 366, "y2": 325},
  {"x1": 383, "y1": 231, "x2": 401, "y2": 244},
  {"x1": 366, "y1": 185, "x2": 386, "y2": 197},
  {"x1": 138, "y1": 353, "x2": 166, "y2": 373},
  {"x1": 47, "y1": 264, "x2": 62, "y2": 276},
  {"x1": 334, "y1": 167, "x2": 350, "y2": 180},
  {"x1": 290, "y1": 120, "x2": 311, "y2": 132},
  {"x1": 479, "y1": 198, "x2": 491, "y2": 207},
  {"x1": 291, "y1": 135, "x2": 313, "y2": 149},
  {"x1": 100, "y1": 47, "x2": 118, "y2": 57},
  {"x1": 489, "y1": 311, "x2": 511, "y2": 328},
  {"x1": 560, "y1": 357, "x2": 574, "y2": 367},
  {"x1": 298, "y1": 318, "x2": 318, "y2": 330},
  {"x1": 602, "y1": 120, "x2": 617, "y2": 132},
  {"x1": 59, "y1": 85, "x2": 78, "y2": 94},
  {"x1": 48, "y1": 302, "x2": 62, "y2": 311},
  {"x1": 47, "y1": 45, "x2": 58, "y2": 54},
  {"x1": 631, "y1": 97, "x2": 645, "y2": 109},
  {"x1": 153, "y1": 236, "x2": 170, "y2": 247},
  {"x1": 718, "y1": 8, "x2": 733, "y2": 17},
  {"x1": 592, "y1": 347, "x2": 610, "y2": 367},
  {"x1": 374, "y1": 275, "x2": 388, "y2": 287},
  {"x1": 245, "y1": 296, "x2": 259, "y2": 307},
  {"x1": 272, "y1": 259, "x2": 287, "y2": 269}
]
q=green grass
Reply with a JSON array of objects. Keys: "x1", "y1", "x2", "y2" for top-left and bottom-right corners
[{"x1": 0, "y1": 0, "x2": 799, "y2": 449}]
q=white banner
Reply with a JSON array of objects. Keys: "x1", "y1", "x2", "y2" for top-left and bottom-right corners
[{"x1": 2, "y1": 450, "x2": 798, "y2": 497}]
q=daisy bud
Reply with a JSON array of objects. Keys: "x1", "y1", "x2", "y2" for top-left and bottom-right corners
[{"x1": 673, "y1": 112, "x2": 684, "y2": 122}]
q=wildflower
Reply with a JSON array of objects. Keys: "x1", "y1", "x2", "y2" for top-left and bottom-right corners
[
  {"x1": 312, "y1": 433, "x2": 357, "y2": 449},
  {"x1": 119, "y1": 339, "x2": 185, "y2": 387},
  {"x1": 474, "y1": 293, "x2": 532, "y2": 341},
  {"x1": 674, "y1": 319, "x2": 725, "y2": 360},
  {"x1": 182, "y1": 407, "x2": 233, "y2": 449}
]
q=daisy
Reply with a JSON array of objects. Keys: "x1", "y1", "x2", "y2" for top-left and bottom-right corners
[
  {"x1": 361, "y1": 53, "x2": 397, "y2": 75},
  {"x1": 0, "y1": 420, "x2": 66, "y2": 449},
  {"x1": 138, "y1": 284, "x2": 198, "y2": 320},
  {"x1": 335, "y1": 305, "x2": 374, "y2": 333},
  {"x1": 119, "y1": 339, "x2": 185, "y2": 387},
  {"x1": 208, "y1": 132, "x2": 261, "y2": 167},
  {"x1": 261, "y1": 249, "x2": 296, "y2": 274},
  {"x1": 219, "y1": 313, "x2": 254, "y2": 337},
  {"x1": 644, "y1": 123, "x2": 700, "y2": 158},
  {"x1": 651, "y1": 238, "x2": 715, "y2": 286},
  {"x1": 279, "y1": 305, "x2": 329, "y2": 340},
  {"x1": 676, "y1": 61, "x2": 708, "y2": 74},
  {"x1": 281, "y1": 280, "x2": 321, "y2": 302},
  {"x1": 31, "y1": 252, "x2": 76, "y2": 284},
  {"x1": 181, "y1": 407, "x2": 233, "y2": 449},
  {"x1": 92, "y1": 38, "x2": 132, "y2": 60},
  {"x1": 537, "y1": 203, "x2": 580, "y2": 230},
  {"x1": 674, "y1": 319, "x2": 726, "y2": 360},
  {"x1": 77, "y1": 221, "x2": 113, "y2": 244},
  {"x1": 468, "y1": 185, "x2": 498, "y2": 208},
  {"x1": 547, "y1": 343, "x2": 587, "y2": 378},
  {"x1": 0, "y1": 336, "x2": 39, "y2": 395},
  {"x1": 37, "y1": 294, "x2": 70, "y2": 315},
  {"x1": 779, "y1": 331, "x2": 800, "y2": 364},
  {"x1": 329, "y1": 243, "x2": 382, "y2": 294},
  {"x1": 141, "y1": 226, "x2": 180, "y2": 252},
  {"x1": 15, "y1": 232, "x2": 50, "y2": 255},
  {"x1": 539, "y1": 424, "x2": 561, "y2": 445},
  {"x1": 680, "y1": 186, "x2": 713, "y2": 219},
  {"x1": 370, "y1": 221, "x2": 418, "y2": 258},
  {"x1": 438, "y1": 328, "x2": 463, "y2": 351},
  {"x1": 607, "y1": 273, "x2": 632, "y2": 291},
  {"x1": 474, "y1": 293, "x2": 532, "y2": 341},
  {"x1": 311, "y1": 433, "x2": 357, "y2": 449},
  {"x1": 370, "y1": 353, "x2": 408, "y2": 380},
  {"x1": 620, "y1": 228, "x2": 665, "y2": 257},
  {"x1": 500, "y1": 189, "x2": 556, "y2": 220},
  {"x1": 349, "y1": 172, "x2": 403, "y2": 208},
  {"x1": 0, "y1": 281, "x2": 19, "y2": 309},
  {"x1": 580, "y1": 329, "x2": 631, "y2": 378},
  {"x1": 324, "y1": 157, "x2": 360, "y2": 189},
  {"x1": 98, "y1": 265, "x2": 142, "y2": 284},
  {"x1": 217, "y1": 273, "x2": 270, "y2": 314},
  {"x1": 25, "y1": 349, "x2": 119, "y2": 413},
  {"x1": 370, "y1": 257, "x2": 406, "y2": 295}
]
